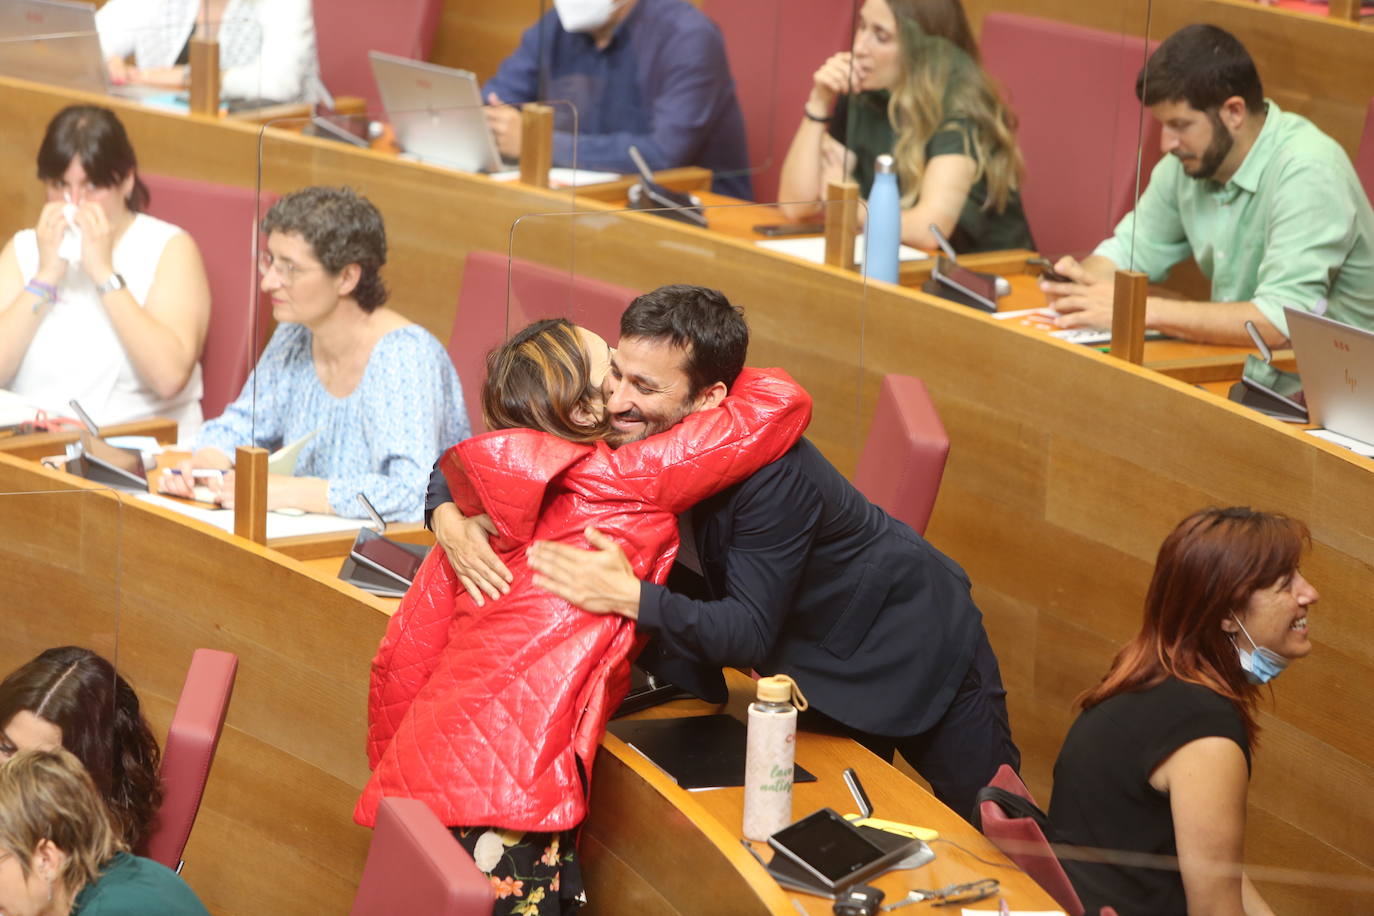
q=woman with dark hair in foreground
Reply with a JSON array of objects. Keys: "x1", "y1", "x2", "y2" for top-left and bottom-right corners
[
  {"x1": 1050, "y1": 507, "x2": 1314, "y2": 916},
  {"x1": 0, "y1": 647, "x2": 162, "y2": 852}
]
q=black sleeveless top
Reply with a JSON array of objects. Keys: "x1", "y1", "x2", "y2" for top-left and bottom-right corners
[{"x1": 1048, "y1": 678, "x2": 1250, "y2": 916}]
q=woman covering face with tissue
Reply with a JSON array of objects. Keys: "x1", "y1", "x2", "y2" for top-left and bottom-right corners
[{"x1": 0, "y1": 105, "x2": 211, "y2": 436}]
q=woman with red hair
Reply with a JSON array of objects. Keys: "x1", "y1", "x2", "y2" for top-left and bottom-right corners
[{"x1": 1049, "y1": 507, "x2": 1316, "y2": 916}]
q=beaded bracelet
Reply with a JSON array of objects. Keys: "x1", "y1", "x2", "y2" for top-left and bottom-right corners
[{"x1": 25, "y1": 280, "x2": 57, "y2": 312}]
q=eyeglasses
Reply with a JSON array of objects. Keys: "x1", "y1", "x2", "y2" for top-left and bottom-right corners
[
  {"x1": 257, "y1": 251, "x2": 323, "y2": 287},
  {"x1": 882, "y1": 879, "x2": 999, "y2": 910}
]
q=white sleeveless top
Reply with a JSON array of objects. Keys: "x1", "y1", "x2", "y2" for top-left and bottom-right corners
[{"x1": 12, "y1": 213, "x2": 204, "y2": 437}]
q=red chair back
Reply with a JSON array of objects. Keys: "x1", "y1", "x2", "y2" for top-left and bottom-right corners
[
  {"x1": 449, "y1": 251, "x2": 639, "y2": 430},
  {"x1": 143, "y1": 174, "x2": 274, "y2": 421},
  {"x1": 702, "y1": 0, "x2": 855, "y2": 202},
  {"x1": 978, "y1": 765, "x2": 1084, "y2": 916},
  {"x1": 980, "y1": 13, "x2": 1161, "y2": 259},
  {"x1": 1356, "y1": 97, "x2": 1374, "y2": 206},
  {"x1": 852, "y1": 375, "x2": 949, "y2": 536},
  {"x1": 314, "y1": 0, "x2": 442, "y2": 111},
  {"x1": 142, "y1": 649, "x2": 238, "y2": 872},
  {"x1": 350, "y1": 797, "x2": 493, "y2": 916}
]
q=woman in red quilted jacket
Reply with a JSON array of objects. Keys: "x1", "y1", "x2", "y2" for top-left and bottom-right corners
[{"x1": 357, "y1": 315, "x2": 811, "y2": 913}]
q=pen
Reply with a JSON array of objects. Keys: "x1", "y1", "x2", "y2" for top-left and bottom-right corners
[
  {"x1": 162, "y1": 468, "x2": 224, "y2": 480},
  {"x1": 999, "y1": 897, "x2": 1011, "y2": 916}
]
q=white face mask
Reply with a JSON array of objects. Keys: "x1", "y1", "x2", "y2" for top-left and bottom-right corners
[{"x1": 553, "y1": 0, "x2": 624, "y2": 33}]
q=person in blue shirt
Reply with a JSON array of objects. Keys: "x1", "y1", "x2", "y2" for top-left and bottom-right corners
[
  {"x1": 160, "y1": 186, "x2": 470, "y2": 522},
  {"x1": 482, "y1": 0, "x2": 754, "y2": 199}
]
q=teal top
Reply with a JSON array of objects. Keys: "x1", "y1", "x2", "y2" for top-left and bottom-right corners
[
  {"x1": 828, "y1": 91, "x2": 1035, "y2": 254},
  {"x1": 72, "y1": 852, "x2": 210, "y2": 915},
  {"x1": 1095, "y1": 101, "x2": 1374, "y2": 337}
]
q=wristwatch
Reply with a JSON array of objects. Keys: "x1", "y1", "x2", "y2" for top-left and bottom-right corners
[{"x1": 95, "y1": 273, "x2": 128, "y2": 296}]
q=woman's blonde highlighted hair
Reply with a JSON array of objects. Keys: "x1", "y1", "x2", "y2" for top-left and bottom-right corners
[
  {"x1": 883, "y1": 0, "x2": 1025, "y2": 212},
  {"x1": 482, "y1": 318, "x2": 611, "y2": 444},
  {"x1": 0, "y1": 748, "x2": 121, "y2": 898}
]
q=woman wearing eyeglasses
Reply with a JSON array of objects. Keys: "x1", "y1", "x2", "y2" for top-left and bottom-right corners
[
  {"x1": 160, "y1": 186, "x2": 469, "y2": 522},
  {"x1": 1048, "y1": 507, "x2": 1314, "y2": 916},
  {"x1": 0, "y1": 105, "x2": 210, "y2": 437}
]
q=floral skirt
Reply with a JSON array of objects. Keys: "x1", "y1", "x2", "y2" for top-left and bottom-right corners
[{"x1": 451, "y1": 827, "x2": 586, "y2": 915}]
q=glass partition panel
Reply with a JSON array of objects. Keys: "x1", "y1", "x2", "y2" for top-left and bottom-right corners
[
  {"x1": 500, "y1": 198, "x2": 872, "y2": 466},
  {"x1": 0, "y1": 488, "x2": 122, "y2": 796}
]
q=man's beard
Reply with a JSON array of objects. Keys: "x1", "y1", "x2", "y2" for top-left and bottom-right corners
[
  {"x1": 1179, "y1": 111, "x2": 1234, "y2": 181},
  {"x1": 606, "y1": 402, "x2": 690, "y2": 447}
]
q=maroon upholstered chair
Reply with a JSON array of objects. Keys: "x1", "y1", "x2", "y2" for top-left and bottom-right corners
[
  {"x1": 1356, "y1": 97, "x2": 1374, "y2": 206},
  {"x1": 142, "y1": 649, "x2": 238, "y2": 873},
  {"x1": 449, "y1": 251, "x2": 640, "y2": 431},
  {"x1": 702, "y1": 0, "x2": 855, "y2": 201},
  {"x1": 142, "y1": 174, "x2": 274, "y2": 420},
  {"x1": 852, "y1": 375, "x2": 949, "y2": 536},
  {"x1": 978, "y1": 764, "x2": 1085, "y2": 916},
  {"x1": 980, "y1": 14, "x2": 1162, "y2": 259},
  {"x1": 313, "y1": 0, "x2": 442, "y2": 112},
  {"x1": 350, "y1": 797, "x2": 493, "y2": 916}
]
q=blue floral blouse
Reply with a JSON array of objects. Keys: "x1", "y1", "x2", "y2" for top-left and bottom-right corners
[{"x1": 196, "y1": 323, "x2": 470, "y2": 522}]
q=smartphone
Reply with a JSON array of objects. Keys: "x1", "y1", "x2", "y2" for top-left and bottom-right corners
[
  {"x1": 1028, "y1": 257, "x2": 1072, "y2": 284},
  {"x1": 1240, "y1": 354, "x2": 1307, "y2": 417},
  {"x1": 352, "y1": 527, "x2": 425, "y2": 582},
  {"x1": 767, "y1": 807, "x2": 919, "y2": 892},
  {"x1": 754, "y1": 222, "x2": 825, "y2": 237},
  {"x1": 930, "y1": 256, "x2": 998, "y2": 312}
]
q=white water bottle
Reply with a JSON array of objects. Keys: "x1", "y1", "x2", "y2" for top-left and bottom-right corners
[{"x1": 742, "y1": 674, "x2": 808, "y2": 841}]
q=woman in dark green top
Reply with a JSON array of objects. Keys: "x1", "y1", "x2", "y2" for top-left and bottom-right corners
[
  {"x1": 0, "y1": 749, "x2": 208, "y2": 916},
  {"x1": 778, "y1": 0, "x2": 1033, "y2": 254}
]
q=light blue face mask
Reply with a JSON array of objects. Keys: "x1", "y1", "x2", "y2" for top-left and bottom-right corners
[{"x1": 1232, "y1": 615, "x2": 1290, "y2": 685}]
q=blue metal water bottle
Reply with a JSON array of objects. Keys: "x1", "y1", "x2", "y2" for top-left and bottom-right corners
[{"x1": 865, "y1": 154, "x2": 901, "y2": 284}]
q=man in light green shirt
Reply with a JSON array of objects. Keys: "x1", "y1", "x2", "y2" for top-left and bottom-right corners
[{"x1": 1043, "y1": 24, "x2": 1374, "y2": 346}]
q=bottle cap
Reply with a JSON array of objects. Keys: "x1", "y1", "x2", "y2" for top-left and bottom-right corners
[
  {"x1": 756, "y1": 674, "x2": 808, "y2": 709},
  {"x1": 875, "y1": 154, "x2": 895, "y2": 174}
]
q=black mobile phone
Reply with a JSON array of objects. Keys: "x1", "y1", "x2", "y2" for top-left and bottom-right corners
[
  {"x1": 755, "y1": 222, "x2": 825, "y2": 237},
  {"x1": 767, "y1": 807, "x2": 918, "y2": 892},
  {"x1": 1028, "y1": 257, "x2": 1072, "y2": 284}
]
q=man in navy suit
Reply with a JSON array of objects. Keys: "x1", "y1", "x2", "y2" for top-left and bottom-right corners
[{"x1": 432, "y1": 285, "x2": 1019, "y2": 820}]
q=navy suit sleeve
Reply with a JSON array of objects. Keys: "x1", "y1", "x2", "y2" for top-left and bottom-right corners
[
  {"x1": 423, "y1": 455, "x2": 453, "y2": 530},
  {"x1": 485, "y1": 18, "x2": 547, "y2": 105},
  {"x1": 636, "y1": 460, "x2": 821, "y2": 668},
  {"x1": 551, "y1": 23, "x2": 732, "y2": 173}
]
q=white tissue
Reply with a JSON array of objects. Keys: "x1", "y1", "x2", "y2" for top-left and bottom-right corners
[{"x1": 58, "y1": 201, "x2": 81, "y2": 263}]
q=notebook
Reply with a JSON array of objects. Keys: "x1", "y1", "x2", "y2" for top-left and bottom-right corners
[{"x1": 1285, "y1": 306, "x2": 1374, "y2": 446}]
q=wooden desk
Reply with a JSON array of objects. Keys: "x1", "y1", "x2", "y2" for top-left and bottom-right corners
[
  {"x1": 0, "y1": 416, "x2": 178, "y2": 463},
  {"x1": 2, "y1": 76, "x2": 1372, "y2": 913},
  {"x1": 586, "y1": 672, "x2": 1062, "y2": 915}
]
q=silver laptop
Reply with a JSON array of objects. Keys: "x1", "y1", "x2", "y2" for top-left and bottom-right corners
[
  {"x1": 0, "y1": 0, "x2": 109, "y2": 93},
  {"x1": 368, "y1": 50, "x2": 502, "y2": 173},
  {"x1": 0, "y1": 0, "x2": 173, "y2": 99},
  {"x1": 1286, "y1": 306, "x2": 1374, "y2": 445}
]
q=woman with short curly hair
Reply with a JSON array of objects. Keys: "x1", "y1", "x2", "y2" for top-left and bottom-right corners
[{"x1": 161, "y1": 186, "x2": 470, "y2": 522}]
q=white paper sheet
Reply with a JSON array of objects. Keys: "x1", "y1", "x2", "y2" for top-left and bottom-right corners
[
  {"x1": 488, "y1": 167, "x2": 623, "y2": 187},
  {"x1": 134, "y1": 492, "x2": 366, "y2": 539},
  {"x1": 755, "y1": 234, "x2": 930, "y2": 267},
  {"x1": 1306, "y1": 427, "x2": 1374, "y2": 457}
]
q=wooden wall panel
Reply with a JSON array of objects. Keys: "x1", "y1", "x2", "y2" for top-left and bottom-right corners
[{"x1": 4, "y1": 63, "x2": 1374, "y2": 909}]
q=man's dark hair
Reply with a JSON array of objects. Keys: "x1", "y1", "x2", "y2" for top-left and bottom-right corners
[
  {"x1": 261, "y1": 186, "x2": 389, "y2": 311},
  {"x1": 1135, "y1": 24, "x2": 1263, "y2": 114},
  {"x1": 620, "y1": 285, "x2": 748, "y2": 395}
]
